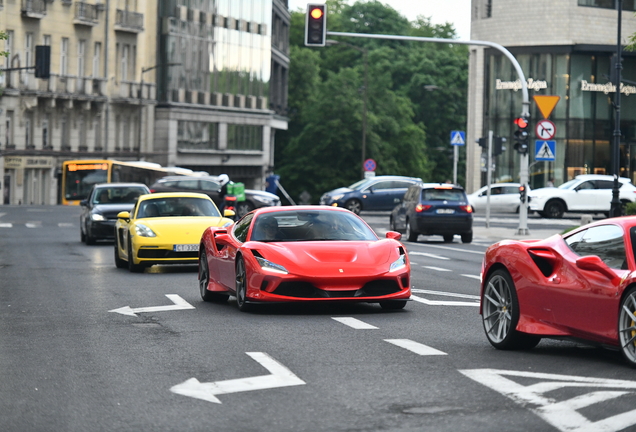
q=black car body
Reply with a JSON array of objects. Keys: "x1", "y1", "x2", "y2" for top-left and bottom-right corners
[
  {"x1": 319, "y1": 175, "x2": 422, "y2": 214},
  {"x1": 389, "y1": 183, "x2": 474, "y2": 243},
  {"x1": 149, "y1": 176, "x2": 281, "y2": 217},
  {"x1": 80, "y1": 183, "x2": 150, "y2": 244}
]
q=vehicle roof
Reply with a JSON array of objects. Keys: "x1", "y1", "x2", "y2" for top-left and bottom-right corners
[
  {"x1": 138, "y1": 192, "x2": 214, "y2": 201},
  {"x1": 574, "y1": 174, "x2": 631, "y2": 183},
  {"x1": 154, "y1": 175, "x2": 220, "y2": 182},
  {"x1": 251, "y1": 205, "x2": 360, "y2": 217},
  {"x1": 364, "y1": 175, "x2": 422, "y2": 181},
  {"x1": 94, "y1": 182, "x2": 150, "y2": 188},
  {"x1": 412, "y1": 182, "x2": 466, "y2": 190}
]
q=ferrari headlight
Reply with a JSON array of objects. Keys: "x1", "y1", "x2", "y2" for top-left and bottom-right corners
[
  {"x1": 389, "y1": 255, "x2": 406, "y2": 272},
  {"x1": 91, "y1": 213, "x2": 105, "y2": 221},
  {"x1": 255, "y1": 257, "x2": 288, "y2": 274},
  {"x1": 135, "y1": 224, "x2": 157, "y2": 237},
  {"x1": 331, "y1": 194, "x2": 345, "y2": 201}
]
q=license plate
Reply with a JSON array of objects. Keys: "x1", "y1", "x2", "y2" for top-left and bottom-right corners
[
  {"x1": 436, "y1": 209, "x2": 455, "y2": 214},
  {"x1": 174, "y1": 244, "x2": 199, "y2": 252}
]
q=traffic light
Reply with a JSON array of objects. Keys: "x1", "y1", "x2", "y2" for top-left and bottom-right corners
[
  {"x1": 519, "y1": 184, "x2": 527, "y2": 203},
  {"x1": 35, "y1": 45, "x2": 50, "y2": 79},
  {"x1": 305, "y1": 4, "x2": 326, "y2": 47},
  {"x1": 493, "y1": 137, "x2": 506, "y2": 156},
  {"x1": 513, "y1": 115, "x2": 530, "y2": 154}
]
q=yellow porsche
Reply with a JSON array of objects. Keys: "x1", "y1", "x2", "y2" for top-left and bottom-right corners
[{"x1": 114, "y1": 192, "x2": 234, "y2": 272}]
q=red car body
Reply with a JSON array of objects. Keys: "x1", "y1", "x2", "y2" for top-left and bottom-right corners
[
  {"x1": 480, "y1": 216, "x2": 636, "y2": 366},
  {"x1": 198, "y1": 206, "x2": 411, "y2": 311}
]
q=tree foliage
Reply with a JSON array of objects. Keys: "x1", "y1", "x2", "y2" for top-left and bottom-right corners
[{"x1": 276, "y1": 1, "x2": 468, "y2": 204}]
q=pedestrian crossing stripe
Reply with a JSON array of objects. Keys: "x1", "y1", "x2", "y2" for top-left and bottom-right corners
[
  {"x1": 535, "y1": 140, "x2": 556, "y2": 161},
  {"x1": 450, "y1": 131, "x2": 465, "y2": 146}
]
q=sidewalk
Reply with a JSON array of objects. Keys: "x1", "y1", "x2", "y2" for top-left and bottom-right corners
[{"x1": 473, "y1": 226, "x2": 568, "y2": 243}]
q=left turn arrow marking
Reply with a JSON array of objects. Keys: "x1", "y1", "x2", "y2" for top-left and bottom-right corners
[
  {"x1": 108, "y1": 294, "x2": 195, "y2": 316},
  {"x1": 170, "y1": 352, "x2": 306, "y2": 404}
]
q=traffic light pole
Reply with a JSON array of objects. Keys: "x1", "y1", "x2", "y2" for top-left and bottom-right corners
[{"x1": 325, "y1": 31, "x2": 532, "y2": 234}]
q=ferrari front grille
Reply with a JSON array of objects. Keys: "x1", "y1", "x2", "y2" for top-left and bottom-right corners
[{"x1": 272, "y1": 280, "x2": 401, "y2": 299}]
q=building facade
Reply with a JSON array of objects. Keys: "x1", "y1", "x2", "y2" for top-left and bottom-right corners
[
  {"x1": 467, "y1": 0, "x2": 636, "y2": 193},
  {"x1": 0, "y1": 0, "x2": 289, "y2": 205},
  {"x1": 153, "y1": 0, "x2": 289, "y2": 190}
]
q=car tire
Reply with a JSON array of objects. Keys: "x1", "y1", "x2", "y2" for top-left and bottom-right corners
[
  {"x1": 236, "y1": 201, "x2": 255, "y2": 218},
  {"x1": 127, "y1": 235, "x2": 145, "y2": 273},
  {"x1": 481, "y1": 269, "x2": 541, "y2": 350},
  {"x1": 235, "y1": 256, "x2": 252, "y2": 312},
  {"x1": 344, "y1": 199, "x2": 362, "y2": 215},
  {"x1": 461, "y1": 232, "x2": 473, "y2": 244},
  {"x1": 618, "y1": 287, "x2": 636, "y2": 367},
  {"x1": 389, "y1": 216, "x2": 398, "y2": 232},
  {"x1": 380, "y1": 300, "x2": 407, "y2": 310},
  {"x1": 406, "y1": 220, "x2": 418, "y2": 242},
  {"x1": 443, "y1": 234, "x2": 454, "y2": 243},
  {"x1": 114, "y1": 237, "x2": 126, "y2": 269},
  {"x1": 199, "y1": 249, "x2": 229, "y2": 303},
  {"x1": 80, "y1": 226, "x2": 86, "y2": 243},
  {"x1": 544, "y1": 200, "x2": 565, "y2": 219}
]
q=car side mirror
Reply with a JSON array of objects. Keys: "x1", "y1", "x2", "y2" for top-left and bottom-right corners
[
  {"x1": 80, "y1": 199, "x2": 88, "y2": 207},
  {"x1": 223, "y1": 209, "x2": 236, "y2": 218},
  {"x1": 575, "y1": 255, "x2": 619, "y2": 283},
  {"x1": 386, "y1": 231, "x2": 402, "y2": 241},
  {"x1": 117, "y1": 211, "x2": 130, "y2": 221}
]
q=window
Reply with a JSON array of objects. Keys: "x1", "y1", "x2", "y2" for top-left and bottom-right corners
[
  {"x1": 4, "y1": 30, "x2": 13, "y2": 69},
  {"x1": 121, "y1": 44, "x2": 129, "y2": 81},
  {"x1": 176, "y1": 180, "x2": 199, "y2": 190},
  {"x1": 60, "y1": 38, "x2": 69, "y2": 76},
  {"x1": 370, "y1": 181, "x2": 393, "y2": 191},
  {"x1": 25, "y1": 114, "x2": 32, "y2": 148},
  {"x1": 565, "y1": 225, "x2": 626, "y2": 269},
  {"x1": 93, "y1": 42, "x2": 101, "y2": 78},
  {"x1": 24, "y1": 33, "x2": 33, "y2": 84},
  {"x1": 42, "y1": 118, "x2": 49, "y2": 149},
  {"x1": 233, "y1": 214, "x2": 254, "y2": 242},
  {"x1": 5, "y1": 111, "x2": 13, "y2": 147},
  {"x1": 200, "y1": 180, "x2": 221, "y2": 191},
  {"x1": 578, "y1": 0, "x2": 636, "y2": 11},
  {"x1": 78, "y1": 40, "x2": 86, "y2": 77}
]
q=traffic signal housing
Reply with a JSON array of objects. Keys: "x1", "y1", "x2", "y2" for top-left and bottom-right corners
[
  {"x1": 513, "y1": 116, "x2": 530, "y2": 154},
  {"x1": 305, "y1": 4, "x2": 326, "y2": 47},
  {"x1": 519, "y1": 184, "x2": 528, "y2": 203}
]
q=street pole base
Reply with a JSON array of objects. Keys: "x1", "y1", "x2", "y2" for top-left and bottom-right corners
[{"x1": 516, "y1": 228, "x2": 530, "y2": 236}]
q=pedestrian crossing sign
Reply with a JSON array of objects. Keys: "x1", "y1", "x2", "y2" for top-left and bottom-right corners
[
  {"x1": 535, "y1": 140, "x2": 556, "y2": 161},
  {"x1": 450, "y1": 131, "x2": 465, "y2": 146}
]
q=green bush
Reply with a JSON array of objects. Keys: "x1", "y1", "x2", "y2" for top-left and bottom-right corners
[{"x1": 625, "y1": 202, "x2": 636, "y2": 215}]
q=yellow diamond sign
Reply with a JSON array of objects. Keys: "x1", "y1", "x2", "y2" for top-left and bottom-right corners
[{"x1": 533, "y1": 95, "x2": 560, "y2": 119}]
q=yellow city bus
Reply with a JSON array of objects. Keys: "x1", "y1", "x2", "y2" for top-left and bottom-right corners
[{"x1": 61, "y1": 159, "x2": 196, "y2": 205}]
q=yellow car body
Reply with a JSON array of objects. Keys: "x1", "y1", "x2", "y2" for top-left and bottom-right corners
[{"x1": 114, "y1": 192, "x2": 234, "y2": 272}]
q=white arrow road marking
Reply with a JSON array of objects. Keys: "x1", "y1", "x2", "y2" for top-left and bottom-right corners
[
  {"x1": 408, "y1": 251, "x2": 450, "y2": 260},
  {"x1": 460, "y1": 369, "x2": 636, "y2": 432},
  {"x1": 422, "y1": 266, "x2": 452, "y2": 272},
  {"x1": 410, "y1": 289, "x2": 480, "y2": 307},
  {"x1": 385, "y1": 339, "x2": 447, "y2": 356},
  {"x1": 108, "y1": 294, "x2": 194, "y2": 316},
  {"x1": 332, "y1": 317, "x2": 378, "y2": 329},
  {"x1": 170, "y1": 352, "x2": 305, "y2": 404}
]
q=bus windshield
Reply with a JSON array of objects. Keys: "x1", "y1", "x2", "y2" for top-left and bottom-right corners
[{"x1": 64, "y1": 164, "x2": 109, "y2": 201}]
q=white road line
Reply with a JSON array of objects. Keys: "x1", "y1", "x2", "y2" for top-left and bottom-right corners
[
  {"x1": 410, "y1": 295, "x2": 480, "y2": 307},
  {"x1": 461, "y1": 274, "x2": 481, "y2": 280},
  {"x1": 331, "y1": 317, "x2": 378, "y2": 329},
  {"x1": 412, "y1": 289, "x2": 480, "y2": 300},
  {"x1": 409, "y1": 251, "x2": 450, "y2": 260},
  {"x1": 26, "y1": 222, "x2": 41, "y2": 228},
  {"x1": 385, "y1": 339, "x2": 447, "y2": 356},
  {"x1": 0, "y1": 223, "x2": 12, "y2": 228},
  {"x1": 58, "y1": 223, "x2": 74, "y2": 227},
  {"x1": 422, "y1": 266, "x2": 452, "y2": 272}
]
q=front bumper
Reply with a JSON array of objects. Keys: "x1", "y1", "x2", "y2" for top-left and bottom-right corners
[{"x1": 88, "y1": 220, "x2": 117, "y2": 239}]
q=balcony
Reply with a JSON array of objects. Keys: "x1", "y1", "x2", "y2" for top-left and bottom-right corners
[
  {"x1": 3, "y1": 70, "x2": 107, "y2": 102},
  {"x1": 74, "y1": 2, "x2": 99, "y2": 26},
  {"x1": 21, "y1": 0, "x2": 46, "y2": 19},
  {"x1": 115, "y1": 9, "x2": 144, "y2": 33}
]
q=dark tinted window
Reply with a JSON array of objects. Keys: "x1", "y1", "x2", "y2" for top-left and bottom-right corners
[
  {"x1": 176, "y1": 180, "x2": 199, "y2": 190},
  {"x1": 200, "y1": 180, "x2": 220, "y2": 191},
  {"x1": 370, "y1": 181, "x2": 393, "y2": 191},
  {"x1": 576, "y1": 181, "x2": 596, "y2": 190},
  {"x1": 137, "y1": 197, "x2": 220, "y2": 218},
  {"x1": 234, "y1": 214, "x2": 254, "y2": 242},
  {"x1": 565, "y1": 224, "x2": 626, "y2": 269},
  {"x1": 393, "y1": 181, "x2": 415, "y2": 189},
  {"x1": 422, "y1": 188, "x2": 466, "y2": 202}
]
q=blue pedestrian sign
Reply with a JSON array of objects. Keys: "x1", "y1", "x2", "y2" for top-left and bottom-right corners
[
  {"x1": 535, "y1": 140, "x2": 556, "y2": 161},
  {"x1": 450, "y1": 131, "x2": 466, "y2": 146}
]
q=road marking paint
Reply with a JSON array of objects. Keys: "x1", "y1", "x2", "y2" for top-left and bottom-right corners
[
  {"x1": 461, "y1": 274, "x2": 481, "y2": 280},
  {"x1": 411, "y1": 294, "x2": 479, "y2": 307},
  {"x1": 332, "y1": 317, "x2": 378, "y2": 329},
  {"x1": 109, "y1": 294, "x2": 195, "y2": 316},
  {"x1": 58, "y1": 223, "x2": 74, "y2": 227},
  {"x1": 409, "y1": 251, "x2": 450, "y2": 260},
  {"x1": 0, "y1": 223, "x2": 12, "y2": 228},
  {"x1": 422, "y1": 266, "x2": 452, "y2": 272},
  {"x1": 170, "y1": 352, "x2": 305, "y2": 404},
  {"x1": 460, "y1": 368, "x2": 636, "y2": 432},
  {"x1": 385, "y1": 339, "x2": 447, "y2": 356},
  {"x1": 26, "y1": 222, "x2": 41, "y2": 228},
  {"x1": 412, "y1": 289, "x2": 480, "y2": 300}
]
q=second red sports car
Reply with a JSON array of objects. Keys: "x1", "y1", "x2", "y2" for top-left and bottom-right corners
[
  {"x1": 198, "y1": 206, "x2": 411, "y2": 311},
  {"x1": 480, "y1": 216, "x2": 636, "y2": 367}
]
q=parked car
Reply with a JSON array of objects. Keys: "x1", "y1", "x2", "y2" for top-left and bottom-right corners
[
  {"x1": 480, "y1": 216, "x2": 636, "y2": 367},
  {"x1": 149, "y1": 175, "x2": 281, "y2": 217},
  {"x1": 80, "y1": 183, "x2": 150, "y2": 245},
  {"x1": 198, "y1": 206, "x2": 411, "y2": 311},
  {"x1": 319, "y1": 175, "x2": 422, "y2": 214},
  {"x1": 528, "y1": 174, "x2": 636, "y2": 218},
  {"x1": 467, "y1": 183, "x2": 525, "y2": 213},
  {"x1": 389, "y1": 183, "x2": 474, "y2": 243},
  {"x1": 114, "y1": 192, "x2": 234, "y2": 272}
]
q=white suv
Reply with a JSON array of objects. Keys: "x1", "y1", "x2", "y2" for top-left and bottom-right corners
[{"x1": 528, "y1": 174, "x2": 636, "y2": 218}]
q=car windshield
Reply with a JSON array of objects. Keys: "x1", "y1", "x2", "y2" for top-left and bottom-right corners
[
  {"x1": 250, "y1": 210, "x2": 378, "y2": 242},
  {"x1": 93, "y1": 187, "x2": 148, "y2": 204},
  {"x1": 558, "y1": 179, "x2": 579, "y2": 190},
  {"x1": 347, "y1": 179, "x2": 371, "y2": 190},
  {"x1": 422, "y1": 188, "x2": 466, "y2": 201},
  {"x1": 137, "y1": 197, "x2": 220, "y2": 218}
]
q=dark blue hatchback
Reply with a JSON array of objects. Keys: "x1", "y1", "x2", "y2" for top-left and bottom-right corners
[
  {"x1": 319, "y1": 175, "x2": 422, "y2": 214},
  {"x1": 389, "y1": 183, "x2": 474, "y2": 243}
]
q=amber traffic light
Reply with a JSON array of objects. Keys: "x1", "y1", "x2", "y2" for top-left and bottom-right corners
[{"x1": 305, "y1": 4, "x2": 327, "y2": 47}]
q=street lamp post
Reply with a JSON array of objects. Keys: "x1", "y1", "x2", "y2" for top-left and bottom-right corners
[
  {"x1": 610, "y1": 0, "x2": 623, "y2": 218},
  {"x1": 326, "y1": 40, "x2": 368, "y2": 179},
  {"x1": 137, "y1": 62, "x2": 181, "y2": 159}
]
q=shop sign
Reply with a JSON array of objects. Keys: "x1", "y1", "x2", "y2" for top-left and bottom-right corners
[
  {"x1": 24, "y1": 157, "x2": 53, "y2": 168},
  {"x1": 4, "y1": 156, "x2": 25, "y2": 169},
  {"x1": 496, "y1": 78, "x2": 548, "y2": 92},
  {"x1": 581, "y1": 80, "x2": 636, "y2": 96}
]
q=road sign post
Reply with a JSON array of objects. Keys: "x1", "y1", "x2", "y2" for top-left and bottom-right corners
[{"x1": 450, "y1": 131, "x2": 465, "y2": 185}]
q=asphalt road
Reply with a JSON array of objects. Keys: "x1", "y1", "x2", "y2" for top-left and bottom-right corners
[{"x1": 1, "y1": 206, "x2": 636, "y2": 432}]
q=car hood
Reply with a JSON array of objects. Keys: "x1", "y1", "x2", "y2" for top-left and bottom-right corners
[
  {"x1": 324, "y1": 187, "x2": 353, "y2": 196},
  {"x1": 134, "y1": 217, "x2": 232, "y2": 243},
  {"x1": 247, "y1": 239, "x2": 401, "y2": 277}
]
